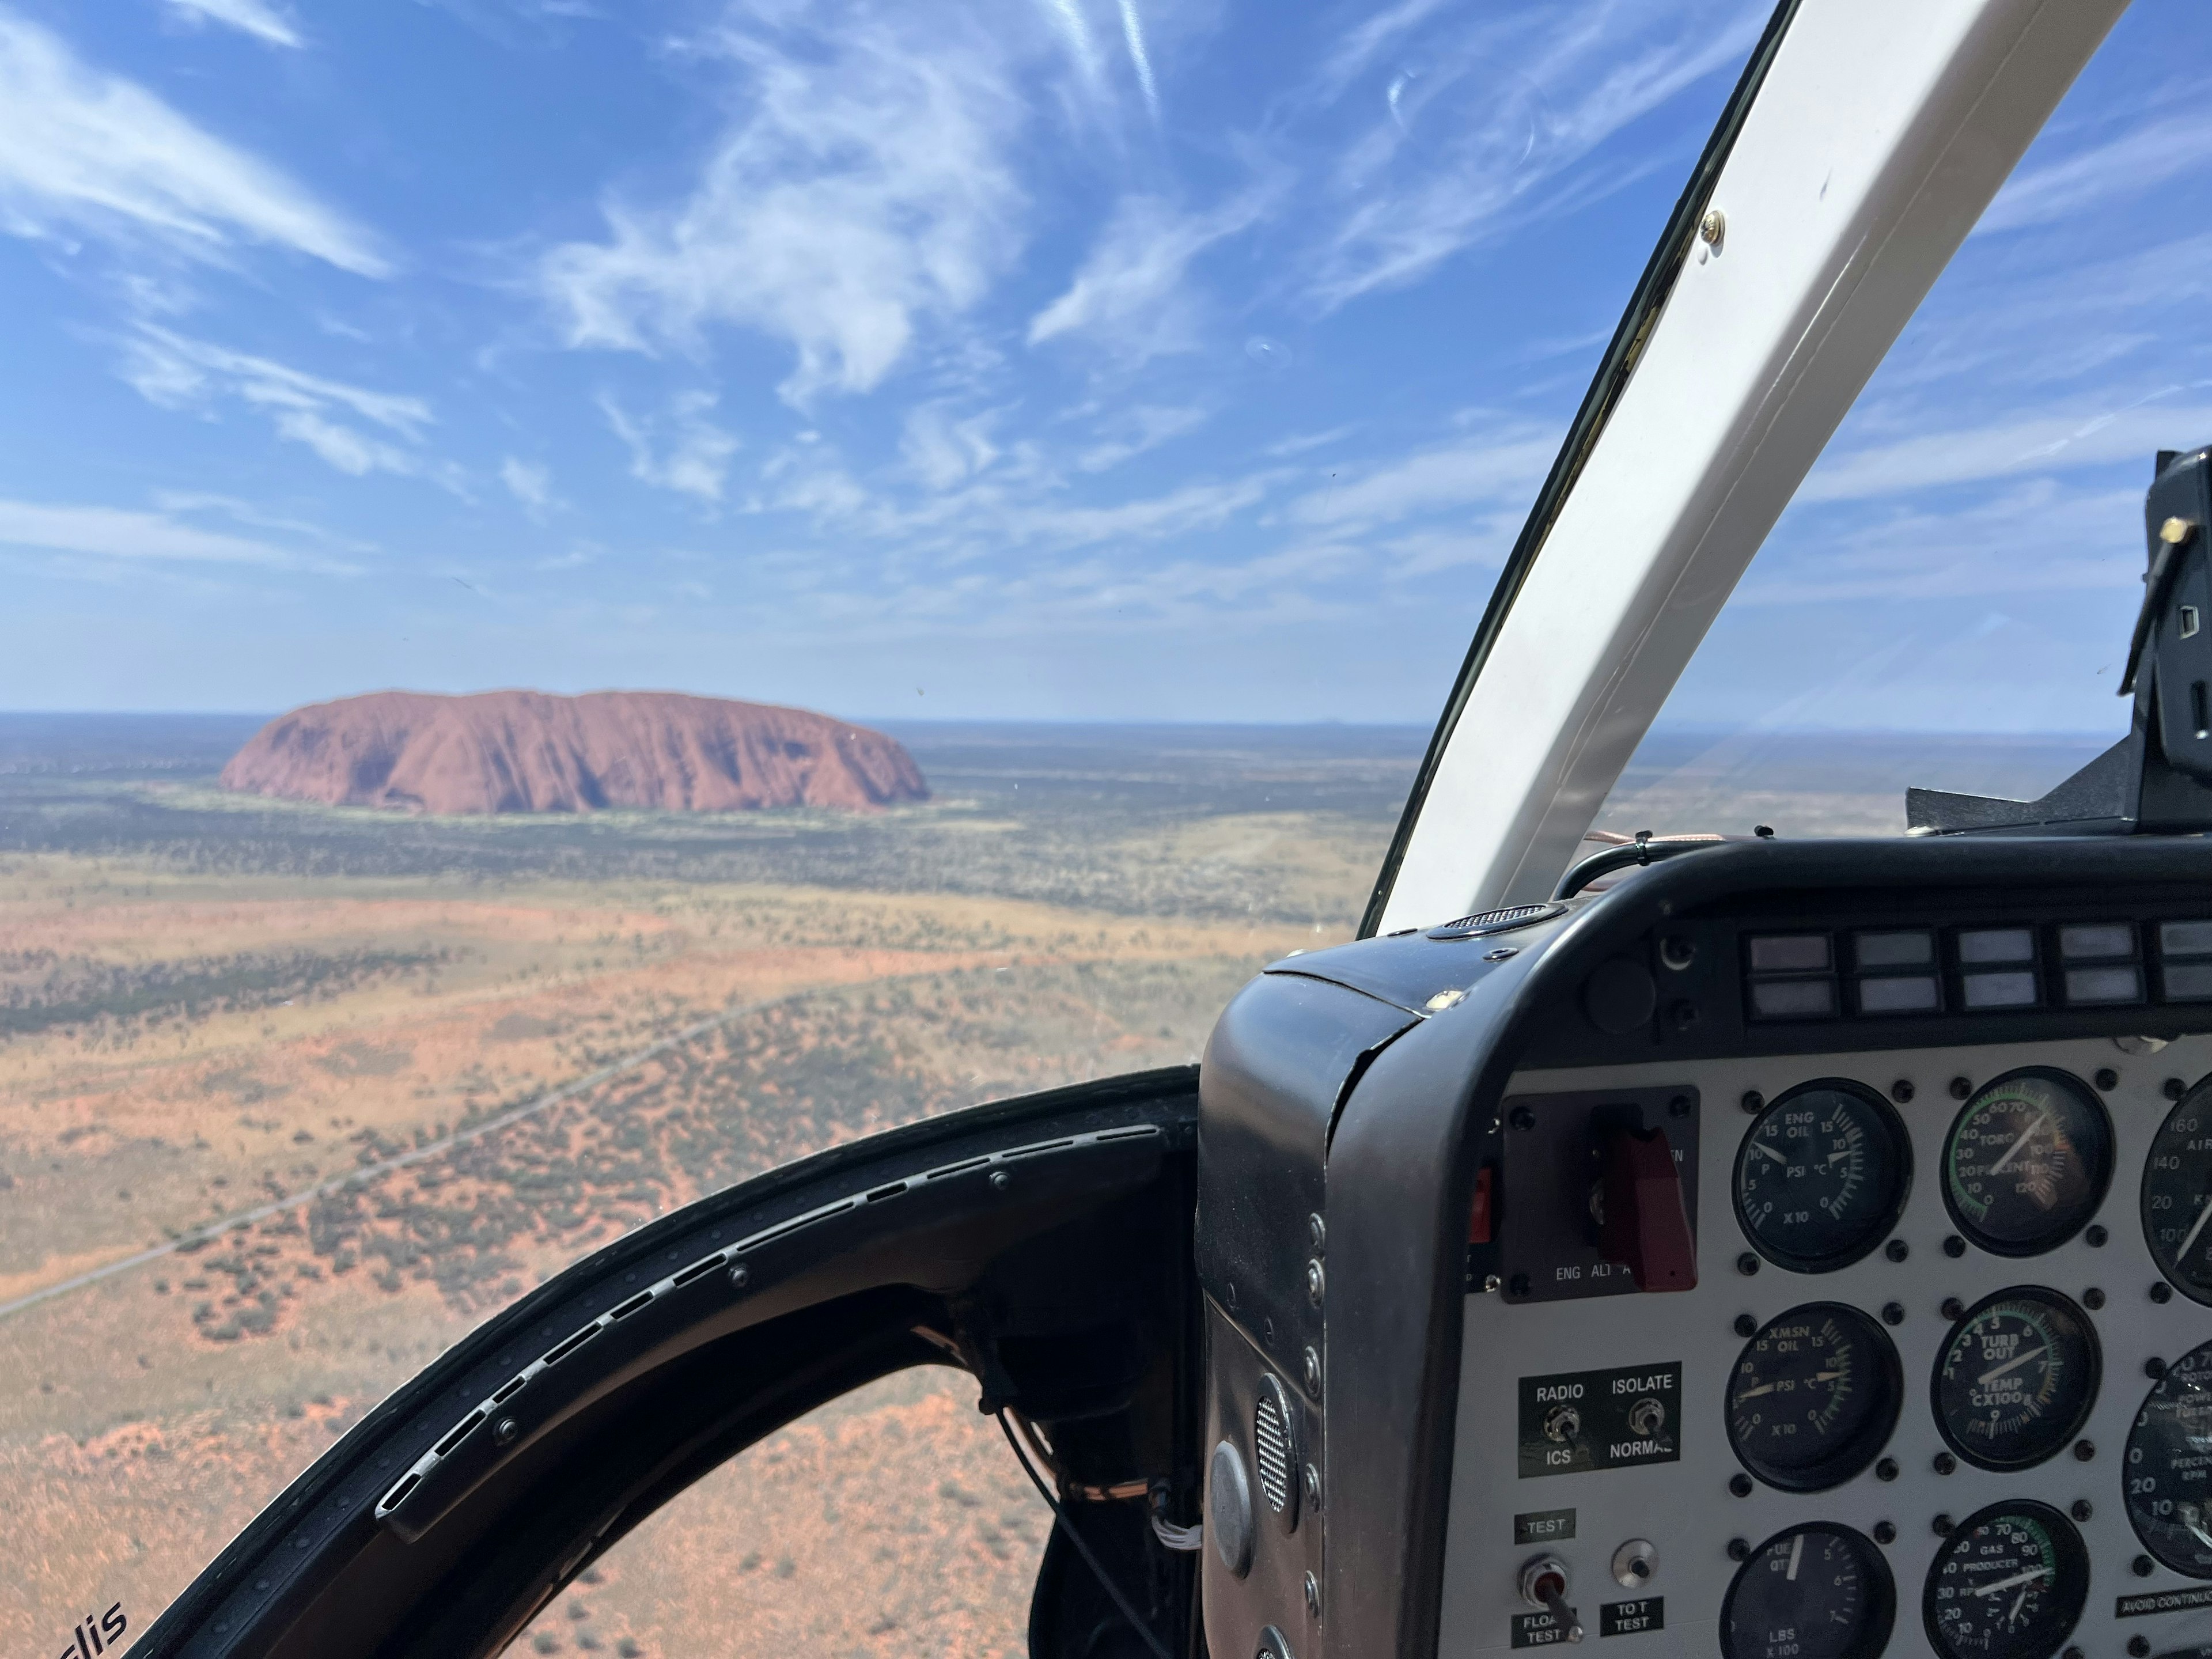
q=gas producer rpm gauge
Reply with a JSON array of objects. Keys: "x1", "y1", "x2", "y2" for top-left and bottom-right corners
[
  {"x1": 1734, "y1": 1080, "x2": 1912, "y2": 1272},
  {"x1": 1923, "y1": 1502, "x2": 2089, "y2": 1659},
  {"x1": 1942, "y1": 1070, "x2": 2113, "y2": 1256},
  {"x1": 1932, "y1": 1288, "x2": 2100, "y2": 1470}
]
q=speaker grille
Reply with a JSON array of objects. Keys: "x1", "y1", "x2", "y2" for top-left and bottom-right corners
[
  {"x1": 1426, "y1": 902, "x2": 1562, "y2": 940},
  {"x1": 1253, "y1": 1389, "x2": 1292, "y2": 1516}
]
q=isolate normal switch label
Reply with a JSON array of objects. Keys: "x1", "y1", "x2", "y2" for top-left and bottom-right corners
[{"x1": 1517, "y1": 1362, "x2": 1682, "y2": 1478}]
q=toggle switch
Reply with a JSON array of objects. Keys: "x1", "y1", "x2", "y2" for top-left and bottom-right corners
[
  {"x1": 1596, "y1": 1124, "x2": 1697, "y2": 1291},
  {"x1": 1518, "y1": 1554, "x2": 1584, "y2": 1643}
]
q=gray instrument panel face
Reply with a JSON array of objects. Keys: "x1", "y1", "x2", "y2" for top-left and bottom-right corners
[{"x1": 1437, "y1": 1036, "x2": 2212, "y2": 1659}]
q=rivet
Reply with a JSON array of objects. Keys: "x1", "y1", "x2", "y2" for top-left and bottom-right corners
[
  {"x1": 2074, "y1": 1438, "x2": 2096, "y2": 1462},
  {"x1": 1933, "y1": 1452, "x2": 1957, "y2": 1476},
  {"x1": 2149, "y1": 1357, "x2": 2169, "y2": 1380},
  {"x1": 2134, "y1": 1554, "x2": 2156, "y2": 1577},
  {"x1": 2168, "y1": 1077, "x2": 2189, "y2": 1101},
  {"x1": 990, "y1": 1169, "x2": 1010, "y2": 1190},
  {"x1": 1726, "y1": 1537, "x2": 1750, "y2": 1562},
  {"x1": 1882, "y1": 1302, "x2": 1905, "y2": 1327},
  {"x1": 1736, "y1": 1253, "x2": 1760, "y2": 1277},
  {"x1": 495, "y1": 1416, "x2": 518, "y2": 1446},
  {"x1": 1885, "y1": 1239, "x2": 1910, "y2": 1264},
  {"x1": 2153, "y1": 1282, "x2": 2175, "y2": 1304},
  {"x1": 1875, "y1": 1457, "x2": 1899, "y2": 1482},
  {"x1": 2162, "y1": 517, "x2": 2196, "y2": 546},
  {"x1": 729, "y1": 1262, "x2": 751, "y2": 1289},
  {"x1": 2071, "y1": 1499, "x2": 2094, "y2": 1522},
  {"x1": 1873, "y1": 1521, "x2": 1896, "y2": 1545},
  {"x1": 1699, "y1": 208, "x2": 1726, "y2": 248},
  {"x1": 1733, "y1": 1313, "x2": 1758, "y2": 1338},
  {"x1": 2085, "y1": 1287, "x2": 2107, "y2": 1311},
  {"x1": 1740, "y1": 1090, "x2": 1764, "y2": 1115},
  {"x1": 2096, "y1": 1069, "x2": 2119, "y2": 1091},
  {"x1": 1302, "y1": 1346, "x2": 1323, "y2": 1399},
  {"x1": 1933, "y1": 1514, "x2": 1954, "y2": 1536},
  {"x1": 1942, "y1": 1298, "x2": 1966, "y2": 1321},
  {"x1": 2086, "y1": 1225, "x2": 2109, "y2": 1248},
  {"x1": 1304, "y1": 1570, "x2": 1321, "y2": 1622},
  {"x1": 1943, "y1": 1236, "x2": 1967, "y2": 1259},
  {"x1": 1949, "y1": 1077, "x2": 1972, "y2": 1100},
  {"x1": 1729, "y1": 1473, "x2": 1753, "y2": 1498}
]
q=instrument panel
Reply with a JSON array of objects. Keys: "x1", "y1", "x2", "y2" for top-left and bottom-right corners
[{"x1": 1440, "y1": 1034, "x2": 2212, "y2": 1659}]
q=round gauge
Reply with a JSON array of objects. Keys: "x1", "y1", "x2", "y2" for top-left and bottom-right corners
[
  {"x1": 2143, "y1": 1082, "x2": 2212, "y2": 1304},
  {"x1": 1734, "y1": 1080, "x2": 1913, "y2": 1272},
  {"x1": 2124, "y1": 1338, "x2": 2212, "y2": 1577},
  {"x1": 1923, "y1": 1502, "x2": 2089, "y2": 1659},
  {"x1": 1726, "y1": 1302, "x2": 1903, "y2": 1491},
  {"x1": 1932, "y1": 1288, "x2": 2101, "y2": 1470},
  {"x1": 1721, "y1": 1523, "x2": 1895, "y2": 1659},
  {"x1": 1942, "y1": 1069, "x2": 2113, "y2": 1256}
]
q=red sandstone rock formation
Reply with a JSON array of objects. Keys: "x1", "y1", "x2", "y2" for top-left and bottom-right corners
[{"x1": 219, "y1": 690, "x2": 928, "y2": 815}]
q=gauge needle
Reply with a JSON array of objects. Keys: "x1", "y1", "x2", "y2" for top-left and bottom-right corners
[
  {"x1": 1748, "y1": 1140, "x2": 1785, "y2": 1164},
  {"x1": 1736, "y1": 1373, "x2": 1842, "y2": 1399},
  {"x1": 1977, "y1": 1345, "x2": 2050, "y2": 1385},
  {"x1": 1989, "y1": 1111, "x2": 2053, "y2": 1175},
  {"x1": 2006, "y1": 1589, "x2": 2027, "y2": 1628},
  {"x1": 1971, "y1": 1567, "x2": 2051, "y2": 1597},
  {"x1": 1787, "y1": 1532, "x2": 1803, "y2": 1582},
  {"x1": 2178, "y1": 1190, "x2": 2212, "y2": 1263}
]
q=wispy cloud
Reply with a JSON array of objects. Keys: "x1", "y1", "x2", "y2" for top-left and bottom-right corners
[
  {"x1": 499, "y1": 456, "x2": 561, "y2": 515},
  {"x1": 539, "y1": 1, "x2": 1025, "y2": 406},
  {"x1": 1798, "y1": 400, "x2": 2212, "y2": 503},
  {"x1": 900, "y1": 403, "x2": 1001, "y2": 490},
  {"x1": 1284, "y1": 423, "x2": 1556, "y2": 531},
  {"x1": 1029, "y1": 188, "x2": 1272, "y2": 357},
  {"x1": 0, "y1": 9, "x2": 383, "y2": 272},
  {"x1": 162, "y1": 0, "x2": 303, "y2": 49},
  {"x1": 1304, "y1": 0, "x2": 1760, "y2": 308},
  {"x1": 1077, "y1": 403, "x2": 1207, "y2": 471},
  {"x1": 120, "y1": 327, "x2": 442, "y2": 479},
  {"x1": 601, "y1": 391, "x2": 738, "y2": 502},
  {"x1": 1979, "y1": 111, "x2": 2212, "y2": 236},
  {"x1": 0, "y1": 495, "x2": 353, "y2": 571},
  {"x1": 1118, "y1": 0, "x2": 1158, "y2": 119}
]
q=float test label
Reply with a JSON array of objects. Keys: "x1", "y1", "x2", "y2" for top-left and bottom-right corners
[{"x1": 1518, "y1": 1362, "x2": 1683, "y2": 1478}]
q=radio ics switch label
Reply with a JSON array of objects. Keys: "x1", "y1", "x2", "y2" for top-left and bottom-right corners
[{"x1": 1517, "y1": 1362, "x2": 1682, "y2": 1478}]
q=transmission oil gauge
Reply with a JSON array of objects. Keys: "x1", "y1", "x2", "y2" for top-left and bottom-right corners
[
  {"x1": 1721, "y1": 1524, "x2": 1895, "y2": 1659},
  {"x1": 1923, "y1": 1501, "x2": 2088, "y2": 1659},
  {"x1": 1727, "y1": 1302, "x2": 1902, "y2": 1491},
  {"x1": 1942, "y1": 1069, "x2": 2113, "y2": 1255},
  {"x1": 1933, "y1": 1288, "x2": 2100, "y2": 1470},
  {"x1": 2124, "y1": 1338, "x2": 2212, "y2": 1577},
  {"x1": 1735, "y1": 1080, "x2": 1912, "y2": 1272},
  {"x1": 2143, "y1": 1080, "x2": 2212, "y2": 1304}
]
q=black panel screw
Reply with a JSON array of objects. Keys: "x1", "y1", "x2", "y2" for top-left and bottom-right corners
[
  {"x1": 2153, "y1": 1282, "x2": 2175, "y2": 1304},
  {"x1": 2096, "y1": 1069, "x2": 2120, "y2": 1091},
  {"x1": 1875, "y1": 1457, "x2": 1899, "y2": 1482},
  {"x1": 1942, "y1": 1297, "x2": 1967, "y2": 1321},
  {"x1": 1304, "y1": 1570, "x2": 1321, "y2": 1622},
  {"x1": 2134, "y1": 1555, "x2": 2157, "y2": 1578},
  {"x1": 494, "y1": 1416, "x2": 518, "y2": 1446},
  {"x1": 1304, "y1": 1464, "x2": 1321, "y2": 1510},
  {"x1": 1933, "y1": 1453, "x2": 1957, "y2": 1476},
  {"x1": 1943, "y1": 1236, "x2": 1967, "y2": 1259},
  {"x1": 1891, "y1": 1079, "x2": 1915, "y2": 1104},
  {"x1": 2074, "y1": 1439, "x2": 2096, "y2": 1462},
  {"x1": 1741, "y1": 1090, "x2": 1764, "y2": 1115},
  {"x1": 1873, "y1": 1521, "x2": 1896, "y2": 1544},
  {"x1": 1727, "y1": 1538, "x2": 1751, "y2": 1562},
  {"x1": 2086, "y1": 1225, "x2": 2109, "y2": 1248},
  {"x1": 1882, "y1": 1303, "x2": 1905, "y2": 1327},
  {"x1": 1885, "y1": 1240, "x2": 1910, "y2": 1264},
  {"x1": 2085, "y1": 1287, "x2": 2106, "y2": 1311},
  {"x1": 1729, "y1": 1474, "x2": 1753, "y2": 1498},
  {"x1": 1734, "y1": 1314, "x2": 1759, "y2": 1338},
  {"x1": 2149, "y1": 1357, "x2": 2169, "y2": 1380},
  {"x1": 2130, "y1": 1638, "x2": 2152, "y2": 1658},
  {"x1": 1302, "y1": 1346, "x2": 1323, "y2": 1399},
  {"x1": 2071, "y1": 1500, "x2": 2094, "y2": 1522},
  {"x1": 1306, "y1": 1260, "x2": 1325, "y2": 1306},
  {"x1": 990, "y1": 1169, "x2": 1010, "y2": 1190},
  {"x1": 1308, "y1": 1213, "x2": 1326, "y2": 1253},
  {"x1": 2168, "y1": 1078, "x2": 2190, "y2": 1101},
  {"x1": 1736, "y1": 1253, "x2": 1761, "y2": 1277},
  {"x1": 1509, "y1": 1106, "x2": 1537, "y2": 1131},
  {"x1": 1949, "y1": 1077, "x2": 1972, "y2": 1100},
  {"x1": 1933, "y1": 1514, "x2": 1955, "y2": 1536},
  {"x1": 1668, "y1": 1093, "x2": 1692, "y2": 1118},
  {"x1": 729, "y1": 1262, "x2": 751, "y2": 1289}
]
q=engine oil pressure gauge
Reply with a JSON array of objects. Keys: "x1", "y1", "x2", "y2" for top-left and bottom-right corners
[
  {"x1": 1932, "y1": 1287, "x2": 2100, "y2": 1470},
  {"x1": 1942, "y1": 1070, "x2": 2113, "y2": 1256},
  {"x1": 1734, "y1": 1080, "x2": 1912, "y2": 1272}
]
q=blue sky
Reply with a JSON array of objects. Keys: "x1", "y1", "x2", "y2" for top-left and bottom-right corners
[{"x1": 0, "y1": 0, "x2": 2197, "y2": 733}]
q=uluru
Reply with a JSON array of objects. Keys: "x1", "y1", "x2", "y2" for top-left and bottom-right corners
[{"x1": 219, "y1": 690, "x2": 929, "y2": 815}]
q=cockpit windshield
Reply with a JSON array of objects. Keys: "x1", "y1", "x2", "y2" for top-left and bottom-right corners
[
  {"x1": 1596, "y1": 1, "x2": 2194, "y2": 846},
  {"x1": 0, "y1": 2, "x2": 1765, "y2": 1652}
]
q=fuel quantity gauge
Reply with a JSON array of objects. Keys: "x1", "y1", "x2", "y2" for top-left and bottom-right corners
[
  {"x1": 1923, "y1": 1502, "x2": 2089, "y2": 1659},
  {"x1": 1735, "y1": 1080, "x2": 1912, "y2": 1272},
  {"x1": 1721, "y1": 1524, "x2": 1895, "y2": 1659},
  {"x1": 1943, "y1": 1070, "x2": 2113, "y2": 1256},
  {"x1": 1933, "y1": 1288, "x2": 2100, "y2": 1470}
]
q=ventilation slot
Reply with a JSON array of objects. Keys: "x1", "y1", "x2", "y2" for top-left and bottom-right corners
[
  {"x1": 1426, "y1": 902, "x2": 1564, "y2": 941},
  {"x1": 541, "y1": 1323, "x2": 600, "y2": 1366},
  {"x1": 1253, "y1": 1392, "x2": 1292, "y2": 1516},
  {"x1": 433, "y1": 1410, "x2": 485, "y2": 1460},
  {"x1": 1005, "y1": 1138, "x2": 1074, "y2": 1160},
  {"x1": 609, "y1": 1290, "x2": 653, "y2": 1321},
  {"x1": 866, "y1": 1181, "x2": 908, "y2": 1202},
  {"x1": 490, "y1": 1374, "x2": 528, "y2": 1406},
  {"x1": 378, "y1": 1472, "x2": 422, "y2": 1514},
  {"x1": 1096, "y1": 1126, "x2": 1158, "y2": 1143},
  {"x1": 927, "y1": 1157, "x2": 991, "y2": 1180},
  {"x1": 671, "y1": 1255, "x2": 725, "y2": 1289}
]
